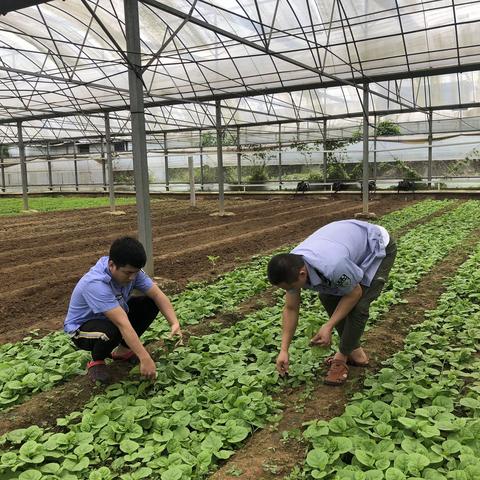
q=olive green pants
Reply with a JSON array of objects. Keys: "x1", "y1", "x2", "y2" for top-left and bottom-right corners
[{"x1": 319, "y1": 239, "x2": 397, "y2": 355}]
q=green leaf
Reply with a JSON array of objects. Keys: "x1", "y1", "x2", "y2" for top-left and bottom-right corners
[
  {"x1": 0, "y1": 452, "x2": 17, "y2": 467},
  {"x1": 40, "y1": 463, "x2": 61, "y2": 474},
  {"x1": 355, "y1": 450, "x2": 374, "y2": 467},
  {"x1": 385, "y1": 467, "x2": 406, "y2": 480},
  {"x1": 132, "y1": 467, "x2": 153, "y2": 479},
  {"x1": 201, "y1": 432, "x2": 223, "y2": 453},
  {"x1": 393, "y1": 453, "x2": 409, "y2": 472},
  {"x1": 161, "y1": 466, "x2": 183, "y2": 480},
  {"x1": 331, "y1": 436, "x2": 352, "y2": 454},
  {"x1": 18, "y1": 471, "x2": 42, "y2": 480},
  {"x1": 306, "y1": 449, "x2": 329, "y2": 469},
  {"x1": 460, "y1": 398, "x2": 480, "y2": 409},
  {"x1": 397, "y1": 417, "x2": 416, "y2": 430},
  {"x1": 214, "y1": 450, "x2": 234, "y2": 460},
  {"x1": 195, "y1": 450, "x2": 212, "y2": 474},
  {"x1": 442, "y1": 440, "x2": 462, "y2": 455},
  {"x1": 418, "y1": 424, "x2": 440, "y2": 438},
  {"x1": 120, "y1": 439, "x2": 140, "y2": 454},
  {"x1": 310, "y1": 469, "x2": 328, "y2": 479},
  {"x1": 74, "y1": 443, "x2": 94, "y2": 456},
  {"x1": 63, "y1": 456, "x2": 90, "y2": 472},
  {"x1": 407, "y1": 453, "x2": 430, "y2": 474},
  {"x1": 374, "y1": 422, "x2": 392, "y2": 437},
  {"x1": 375, "y1": 457, "x2": 390, "y2": 471},
  {"x1": 329, "y1": 417, "x2": 348, "y2": 433},
  {"x1": 432, "y1": 395, "x2": 454, "y2": 411},
  {"x1": 365, "y1": 471, "x2": 383, "y2": 480},
  {"x1": 89, "y1": 467, "x2": 112, "y2": 480},
  {"x1": 153, "y1": 430, "x2": 174, "y2": 443},
  {"x1": 227, "y1": 425, "x2": 250, "y2": 443}
]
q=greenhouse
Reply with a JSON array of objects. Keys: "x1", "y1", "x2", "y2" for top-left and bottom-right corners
[{"x1": 1, "y1": 2, "x2": 480, "y2": 480}]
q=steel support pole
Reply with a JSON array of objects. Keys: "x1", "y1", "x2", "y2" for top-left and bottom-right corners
[
  {"x1": 73, "y1": 142, "x2": 79, "y2": 191},
  {"x1": 17, "y1": 121, "x2": 29, "y2": 210},
  {"x1": 278, "y1": 123, "x2": 282, "y2": 190},
  {"x1": 104, "y1": 112, "x2": 116, "y2": 212},
  {"x1": 0, "y1": 148, "x2": 5, "y2": 192},
  {"x1": 323, "y1": 119, "x2": 328, "y2": 183},
  {"x1": 163, "y1": 131, "x2": 169, "y2": 191},
  {"x1": 100, "y1": 135, "x2": 107, "y2": 191},
  {"x1": 236, "y1": 125, "x2": 242, "y2": 184},
  {"x1": 46, "y1": 142, "x2": 53, "y2": 191},
  {"x1": 362, "y1": 86, "x2": 369, "y2": 214},
  {"x1": 199, "y1": 130, "x2": 204, "y2": 191},
  {"x1": 373, "y1": 115, "x2": 377, "y2": 181},
  {"x1": 124, "y1": 0, "x2": 154, "y2": 275},
  {"x1": 216, "y1": 100, "x2": 225, "y2": 215},
  {"x1": 188, "y1": 155, "x2": 196, "y2": 207},
  {"x1": 428, "y1": 111, "x2": 433, "y2": 188}
]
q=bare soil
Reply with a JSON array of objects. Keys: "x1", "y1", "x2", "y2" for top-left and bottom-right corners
[
  {"x1": 0, "y1": 193, "x2": 472, "y2": 477},
  {"x1": 0, "y1": 194, "x2": 417, "y2": 344}
]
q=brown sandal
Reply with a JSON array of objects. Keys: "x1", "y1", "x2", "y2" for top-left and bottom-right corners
[
  {"x1": 324, "y1": 359, "x2": 349, "y2": 386},
  {"x1": 325, "y1": 355, "x2": 369, "y2": 368},
  {"x1": 347, "y1": 357, "x2": 369, "y2": 367}
]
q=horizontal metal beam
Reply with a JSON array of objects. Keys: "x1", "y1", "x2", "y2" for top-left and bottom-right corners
[
  {"x1": 6, "y1": 100, "x2": 480, "y2": 146},
  {"x1": 2, "y1": 60, "x2": 480, "y2": 127}
]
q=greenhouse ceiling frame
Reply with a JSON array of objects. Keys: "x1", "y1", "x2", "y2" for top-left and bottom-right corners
[
  {"x1": 2, "y1": 0, "x2": 480, "y2": 270},
  {"x1": 1, "y1": 0, "x2": 480, "y2": 134}
]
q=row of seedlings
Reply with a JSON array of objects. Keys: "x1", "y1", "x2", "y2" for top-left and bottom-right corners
[
  {"x1": 0, "y1": 200, "x2": 454, "y2": 410},
  {"x1": 0, "y1": 200, "x2": 476, "y2": 479},
  {"x1": 299, "y1": 241, "x2": 480, "y2": 479}
]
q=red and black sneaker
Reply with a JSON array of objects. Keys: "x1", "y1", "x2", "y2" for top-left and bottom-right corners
[
  {"x1": 86, "y1": 360, "x2": 110, "y2": 384},
  {"x1": 111, "y1": 350, "x2": 139, "y2": 365}
]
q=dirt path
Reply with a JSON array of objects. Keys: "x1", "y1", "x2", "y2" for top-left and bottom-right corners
[
  {"x1": 210, "y1": 226, "x2": 480, "y2": 480},
  {"x1": 0, "y1": 195, "x2": 415, "y2": 343}
]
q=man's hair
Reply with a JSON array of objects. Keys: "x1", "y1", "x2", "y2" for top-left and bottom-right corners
[
  {"x1": 267, "y1": 253, "x2": 304, "y2": 285},
  {"x1": 109, "y1": 236, "x2": 147, "y2": 269}
]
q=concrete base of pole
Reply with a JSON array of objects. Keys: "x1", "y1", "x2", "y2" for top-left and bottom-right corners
[
  {"x1": 209, "y1": 211, "x2": 235, "y2": 217},
  {"x1": 102, "y1": 210, "x2": 127, "y2": 216},
  {"x1": 21, "y1": 209, "x2": 39, "y2": 214},
  {"x1": 354, "y1": 211, "x2": 377, "y2": 220}
]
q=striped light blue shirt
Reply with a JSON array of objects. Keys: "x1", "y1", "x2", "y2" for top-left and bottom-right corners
[
  {"x1": 64, "y1": 256, "x2": 153, "y2": 334},
  {"x1": 291, "y1": 220, "x2": 389, "y2": 296}
]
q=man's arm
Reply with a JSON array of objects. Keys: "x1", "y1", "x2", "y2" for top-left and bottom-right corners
[
  {"x1": 310, "y1": 283, "x2": 363, "y2": 346},
  {"x1": 105, "y1": 306, "x2": 157, "y2": 379},
  {"x1": 276, "y1": 289, "x2": 301, "y2": 376},
  {"x1": 145, "y1": 284, "x2": 182, "y2": 337}
]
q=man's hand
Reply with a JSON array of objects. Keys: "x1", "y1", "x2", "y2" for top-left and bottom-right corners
[
  {"x1": 169, "y1": 321, "x2": 182, "y2": 339},
  {"x1": 276, "y1": 350, "x2": 289, "y2": 376},
  {"x1": 139, "y1": 356, "x2": 157, "y2": 380},
  {"x1": 310, "y1": 324, "x2": 333, "y2": 347}
]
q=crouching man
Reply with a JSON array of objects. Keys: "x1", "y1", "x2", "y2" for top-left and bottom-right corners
[
  {"x1": 64, "y1": 236, "x2": 182, "y2": 384},
  {"x1": 267, "y1": 220, "x2": 396, "y2": 385}
]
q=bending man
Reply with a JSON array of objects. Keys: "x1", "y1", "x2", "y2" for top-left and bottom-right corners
[{"x1": 267, "y1": 220, "x2": 396, "y2": 385}]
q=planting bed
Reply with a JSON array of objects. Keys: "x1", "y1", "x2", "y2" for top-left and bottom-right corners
[
  {"x1": 1, "y1": 194, "x2": 477, "y2": 480},
  {"x1": 0, "y1": 194, "x2": 417, "y2": 343}
]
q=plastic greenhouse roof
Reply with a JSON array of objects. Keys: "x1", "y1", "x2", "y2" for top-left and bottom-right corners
[{"x1": 1, "y1": 0, "x2": 480, "y2": 142}]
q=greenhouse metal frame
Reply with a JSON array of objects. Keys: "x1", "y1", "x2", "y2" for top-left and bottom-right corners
[{"x1": 1, "y1": 0, "x2": 480, "y2": 270}]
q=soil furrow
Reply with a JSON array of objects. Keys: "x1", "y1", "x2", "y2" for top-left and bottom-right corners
[
  {"x1": 0, "y1": 198, "x2": 405, "y2": 340},
  {"x1": 0, "y1": 200, "x2": 349, "y2": 265}
]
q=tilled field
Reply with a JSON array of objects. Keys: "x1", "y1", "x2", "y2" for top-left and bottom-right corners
[
  {"x1": 0, "y1": 194, "x2": 414, "y2": 343},
  {"x1": 3, "y1": 195, "x2": 480, "y2": 480}
]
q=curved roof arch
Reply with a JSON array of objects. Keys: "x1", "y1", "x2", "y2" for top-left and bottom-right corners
[{"x1": 0, "y1": 0, "x2": 480, "y2": 142}]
